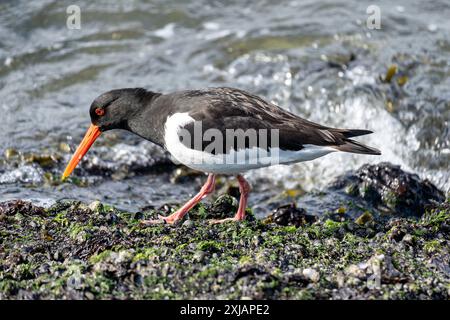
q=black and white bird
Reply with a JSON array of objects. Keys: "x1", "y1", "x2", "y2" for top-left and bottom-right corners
[{"x1": 62, "y1": 87, "x2": 381, "y2": 224}]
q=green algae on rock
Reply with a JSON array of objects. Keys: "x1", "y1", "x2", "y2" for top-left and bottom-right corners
[
  {"x1": 0, "y1": 196, "x2": 449, "y2": 300},
  {"x1": 329, "y1": 162, "x2": 445, "y2": 218}
]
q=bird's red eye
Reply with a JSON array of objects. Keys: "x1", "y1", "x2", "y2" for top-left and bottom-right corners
[{"x1": 95, "y1": 108, "x2": 105, "y2": 116}]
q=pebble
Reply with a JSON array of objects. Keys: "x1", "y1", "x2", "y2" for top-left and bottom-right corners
[
  {"x1": 348, "y1": 264, "x2": 366, "y2": 278},
  {"x1": 88, "y1": 200, "x2": 103, "y2": 212},
  {"x1": 182, "y1": 220, "x2": 194, "y2": 228},
  {"x1": 402, "y1": 234, "x2": 413, "y2": 244},
  {"x1": 303, "y1": 268, "x2": 320, "y2": 282},
  {"x1": 85, "y1": 291, "x2": 95, "y2": 300},
  {"x1": 59, "y1": 142, "x2": 71, "y2": 153},
  {"x1": 193, "y1": 251, "x2": 206, "y2": 262},
  {"x1": 4, "y1": 148, "x2": 19, "y2": 160},
  {"x1": 355, "y1": 211, "x2": 373, "y2": 226},
  {"x1": 335, "y1": 272, "x2": 345, "y2": 288}
]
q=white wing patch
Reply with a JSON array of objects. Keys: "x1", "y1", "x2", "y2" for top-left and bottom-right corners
[{"x1": 164, "y1": 113, "x2": 337, "y2": 174}]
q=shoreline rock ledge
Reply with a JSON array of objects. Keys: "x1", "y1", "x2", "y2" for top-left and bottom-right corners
[{"x1": 0, "y1": 162, "x2": 449, "y2": 300}]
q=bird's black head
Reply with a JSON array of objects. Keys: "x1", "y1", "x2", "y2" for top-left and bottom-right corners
[
  {"x1": 89, "y1": 88, "x2": 156, "y2": 131},
  {"x1": 62, "y1": 88, "x2": 159, "y2": 180}
]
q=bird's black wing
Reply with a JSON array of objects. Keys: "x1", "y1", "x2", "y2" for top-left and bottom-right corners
[{"x1": 172, "y1": 87, "x2": 350, "y2": 153}]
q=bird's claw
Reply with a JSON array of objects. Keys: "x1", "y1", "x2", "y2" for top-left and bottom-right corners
[
  {"x1": 209, "y1": 217, "x2": 240, "y2": 224},
  {"x1": 140, "y1": 218, "x2": 165, "y2": 225},
  {"x1": 140, "y1": 214, "x2": 181, "y2": 226}
]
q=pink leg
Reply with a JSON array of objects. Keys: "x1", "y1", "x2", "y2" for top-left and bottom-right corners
[
  {"x1": 210, "y1": 174, "x2": 251, "y2": 224},
  {"x1": 142, "y1": 174, "x2": 216, "y2": 225}
]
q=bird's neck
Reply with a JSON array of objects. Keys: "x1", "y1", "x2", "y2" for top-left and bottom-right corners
[{"x1": 126, "y1": 91, "x2": 166, "y2": 147}]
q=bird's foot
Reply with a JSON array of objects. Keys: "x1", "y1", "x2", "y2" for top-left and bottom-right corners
[
  {"x1": 141, "y1": 214, "x2": 183, "y2": 226},
  {"x1": 142, "y1": 174, "x2": 217, "y2": 226},
  {"x1": 209, "y1": 217, "x2": 244, "y2": 224}
]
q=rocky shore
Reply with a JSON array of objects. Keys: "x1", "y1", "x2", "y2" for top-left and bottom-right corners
[{"x1": 0, "y1": 163, "x2": 448, "y2": 299}]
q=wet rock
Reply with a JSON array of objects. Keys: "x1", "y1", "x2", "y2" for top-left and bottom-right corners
[
  {"x1": 331, "y1": 162, "x2": 445, "y2": 217},
  {"x1": 92, "y1": 250, "x2": 133, "y2": 277},
  {"x1": 131, "y1": 211, "x2": 144, "y2": 220},
  {"x1": 355, "y1": 211, "x2": 373, "y2": 226},
  {"x1": 88, "y1": 200, "x2": 103, "y2": 212},
  {"x1": 193, "y1": 250, "x2": 206, "y2": 262},
  {"x1": 182, "y1": 220, "x2": 194, "y2": 228},
  {"x1": 382, "y1": 64, "x2": 398, "y2": 83},
  {"x1": 4, "y1": 148, "x2": 19, "y2": 160},
  {"x1": 233, "y1": 266, "x2": 281, "y2": 299},
  {"x1": 387, "y1": 225, "x2": 406, "y2": 242},
  {"x1": 345, "y1": 253, "x2": 407, "y2": 289},
  {"x1": 59, "y1": 142, "x2": 71, "y2": 153},
  {"x1": 265, "y1": 203, "x2": 316, "y2": 227},
  {"x1": 85, "y1": 291, "x2": 95, "y2": 300},
  {"x1": 0, "y1": 140, "x2": 172, "y2": 187},
  {"x1": 302, "y1": 268, "x2": 320, "y2": 283},
  {"x1": 105, "y1": 213, "x2": 118, "y2": 225},
  {"x1": 23, "y1": 153, "x2": 59, "y2": 168},
  {"x1": 225, "y1": 184, "x2": 241, "y2": 200},
  {"x1": 206, "y1": 194, "x2": 238, "y2": 219},
  {"x1": 46, "y1": 199, "x2": 75, "y2": 215},
  {"x1": 326, "y1": 52, "x2": 356, "y2": 70},
  {"x1": 81, "y1": 142, "x2": 172, "y2": 177},
  {"x1": 3, "y1": 149, "x2": 60, "y2": 168},
  {"x1": 345, "y1": 264, "x2": 366, "y2": 279},
  {"x1": 402, "y1": 234, "x2": 414, "y2": 244},
  {"x1": 368, "y1": 254, "x2": 406, "y2": 284},
  {"x1": 0, "y1": 200, "x2": 45, "y2": 217},
  {"x1": 336, "y1": 207, "x2": 347, "y2": 215},
  {"x1": 0, "y1": 196, "x2": 448, "y2": 300}
]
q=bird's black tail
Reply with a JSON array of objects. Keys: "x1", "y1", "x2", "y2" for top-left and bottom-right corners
[
  {"x1": 338, "y1": 129, "x2": 374, "y2": 138},
  {"x1": 332, "y1": 129, "x2": 381, "y2": 155}
]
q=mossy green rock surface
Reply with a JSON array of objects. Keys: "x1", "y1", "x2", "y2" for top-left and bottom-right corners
[{"x1": 1, "y1": 198, "x2": 449, "y2": 300}]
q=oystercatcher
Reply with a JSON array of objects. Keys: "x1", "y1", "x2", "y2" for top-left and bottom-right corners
[{"x1": 62, "y1": 87, "x2": 380, "y2": 224}]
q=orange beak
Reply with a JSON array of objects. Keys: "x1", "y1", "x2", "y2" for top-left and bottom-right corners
[{"x1": 62, "y1": 124, "x2": 101, "y2": 180}]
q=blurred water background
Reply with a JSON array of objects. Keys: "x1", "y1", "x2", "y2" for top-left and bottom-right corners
[{"x1": 0, "y1": 0, "x2": 449, "y2": 211}]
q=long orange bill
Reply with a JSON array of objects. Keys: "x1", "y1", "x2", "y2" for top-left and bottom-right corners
[{"x1": 62, "y1": 124, "x2": 101, "y2": 180}]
